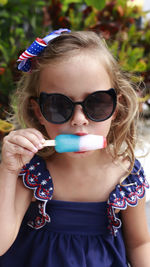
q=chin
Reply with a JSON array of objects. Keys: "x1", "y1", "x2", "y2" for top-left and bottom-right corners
[{"x1": 64, "y1": 150, "x2": 96, "y2": 158}]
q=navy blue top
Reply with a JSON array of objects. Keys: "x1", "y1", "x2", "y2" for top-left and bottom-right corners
[{"x1": 0, "y1": 155, "x2": 149, "y2": 267}]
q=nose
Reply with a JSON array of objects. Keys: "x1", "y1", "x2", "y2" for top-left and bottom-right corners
[{"x1": 71, "y1": 105, "x2": 89, "y2": 126}]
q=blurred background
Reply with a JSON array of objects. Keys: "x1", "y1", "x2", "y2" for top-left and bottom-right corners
[
  {"x1": 0, "y1": 0, "x2": 150, "y2": 223},
  {"x1": 0, "y1": 0, "x2": 150, "y2": 128}
]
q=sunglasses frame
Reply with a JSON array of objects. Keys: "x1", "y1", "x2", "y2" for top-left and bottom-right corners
[{"x1": 33, "y1": 88, "x2": 117, "y2": 124}]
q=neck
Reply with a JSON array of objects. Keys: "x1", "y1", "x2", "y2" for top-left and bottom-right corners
[{"x1": 51, "y1": 149, "x2": 109, "y2": 173}]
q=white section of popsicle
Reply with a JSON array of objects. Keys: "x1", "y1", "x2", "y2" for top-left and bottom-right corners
[{"x1": 79, "y1": 135, "x2": 106, "y2": 151}]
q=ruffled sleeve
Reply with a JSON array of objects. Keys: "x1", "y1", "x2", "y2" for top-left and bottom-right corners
[
  {"x1": 19, "y1": 155, "x2": 53, "y2": 229},
  {"x1": 107, "y1": 159, "x2": 149, "y2": 236}
]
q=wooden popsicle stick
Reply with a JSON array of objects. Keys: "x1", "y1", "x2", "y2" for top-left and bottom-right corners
[{"x1": 43, "y1": 140, "x2": 55, "y2": 147}]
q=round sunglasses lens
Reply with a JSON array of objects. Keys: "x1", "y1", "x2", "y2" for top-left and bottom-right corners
[
  {"x1": 85, "y1": 92, "x2": 115, "y2": 121},
  {"x1": 41, "y1": 95, "x2": 73, "y2": 123}
]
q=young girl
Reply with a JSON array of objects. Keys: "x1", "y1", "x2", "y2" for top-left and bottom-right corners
[{"x1": 0, "y1": 29, "x2": 150, "y2": 267}]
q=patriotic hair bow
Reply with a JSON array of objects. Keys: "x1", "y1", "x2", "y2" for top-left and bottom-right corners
[{"x1": 17, "y1": 28, "x2": 71, "y2": 72}]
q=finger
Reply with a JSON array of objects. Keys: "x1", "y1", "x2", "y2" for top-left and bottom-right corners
[
  {"x1": 15, "y1": 128, "x2": 45, "y2": 143},
  {"x1": 6, "y1": 131, "x2": 44, "y2": 151},
  {"x1": 4, "y1": 144, "x2": 34, "y2": 157},
  {"x1": 1, "y1": 146, "x2": 35, "y2": 172},
  {"x1": 5, "y1": 136, "x2": 39, "y2": 154}
]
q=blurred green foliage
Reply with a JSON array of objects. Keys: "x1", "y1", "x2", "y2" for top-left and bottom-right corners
[
  {"x1": 0, "y1": 0, "x2": 45, "y2": 102},
  {"x1": 0, "y1": 0, "x2": 150, "y2": 119}
]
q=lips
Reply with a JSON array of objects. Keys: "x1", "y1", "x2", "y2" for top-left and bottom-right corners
[
  {"x1": 75, "y1": 133, "x2": 88, "y2": 136},
  {"x1": 74, "y1": 133, "x2": 88, "y2": 153}
]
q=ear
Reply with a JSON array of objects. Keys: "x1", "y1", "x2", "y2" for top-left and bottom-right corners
[{"x1": 30, "y1": 99, "x2": 45, "y2": 125}]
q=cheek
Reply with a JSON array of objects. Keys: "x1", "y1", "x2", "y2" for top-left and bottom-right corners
[
  {"x1": 43, "y1": 123, "x2": 63, "y2": 139},
  {"x1": 92, "y1": 119, "x2": 112, "y2": 137}
]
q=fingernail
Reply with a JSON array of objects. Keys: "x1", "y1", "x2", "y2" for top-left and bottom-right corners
[
  {"x1": 41, "y1": 139, "x2": 45, "y2": 144},
  {"x1": 38, "y1": 143, "x2": 43, "y2": 149},
  {"x1": 33, "y1": 147, "x2": 38, "y2": 153}
]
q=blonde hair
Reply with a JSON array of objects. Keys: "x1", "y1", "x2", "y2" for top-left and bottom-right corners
[{"x1": 13, "y1": 30, "x2": 139, "y2": 170}]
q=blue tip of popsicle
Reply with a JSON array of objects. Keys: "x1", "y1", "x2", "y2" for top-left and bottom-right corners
[{"x1": 55, "y1": 134, "x2": 80, "y2": 153}]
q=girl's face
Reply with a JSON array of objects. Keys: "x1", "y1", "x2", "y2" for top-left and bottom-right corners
[{"x1": 34, "y1": 53, "x2": 115, "y2": 157}]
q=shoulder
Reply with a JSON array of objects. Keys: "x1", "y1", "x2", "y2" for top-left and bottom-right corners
[
  {"x1": 107, "y1": 158, "x2": 149, "y2": 235},
  {"x1": 109, "y1": 158, "x2": 149, "y2": 209},
  {"x1": 120, "y1": 161, "x2": 150, "y2": 249}
]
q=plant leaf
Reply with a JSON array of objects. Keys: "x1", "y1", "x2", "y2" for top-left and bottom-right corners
[
  {"x1": 61, "y1": 0, "x2": 82, "y2": 3},
  {"x1": 0, "y1": 0, "x2": 8, "y2": 5},
  {"x1": 85, "y1": 0, "x2": 106, "y2": 10}
]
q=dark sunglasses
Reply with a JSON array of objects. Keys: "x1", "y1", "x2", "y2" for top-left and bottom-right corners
[{"x1": 33, "y1": 88, "x2": 117, "y2": 124}]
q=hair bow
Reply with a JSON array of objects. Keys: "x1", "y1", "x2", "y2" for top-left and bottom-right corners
[{"x1": 17, "y1": 28, "x2": 71, "y2": 72}]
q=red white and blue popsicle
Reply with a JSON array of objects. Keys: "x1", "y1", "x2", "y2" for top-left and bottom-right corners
[{"x1": 43, "y1": 134, "x2": 107, "y2": 153}]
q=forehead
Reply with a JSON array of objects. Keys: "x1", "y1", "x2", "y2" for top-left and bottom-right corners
[{"x1": 39, "y1": 52, "x2": 112, "y2": 97}]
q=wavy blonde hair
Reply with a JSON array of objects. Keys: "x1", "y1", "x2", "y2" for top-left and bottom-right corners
[{"x1": 13, "y1": 30, "x2": 139, "y2": 170}]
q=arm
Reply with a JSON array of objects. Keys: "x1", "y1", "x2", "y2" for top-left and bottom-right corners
[
  {"x1": 0, "y1": 128, "x2": 44, "y2": 255},
  {"x1": 121, "y1": 196, "x2": 150, "y2": 267},
  {"x1": 0, "y1": 165, "x2": 33, "y2": 255}
]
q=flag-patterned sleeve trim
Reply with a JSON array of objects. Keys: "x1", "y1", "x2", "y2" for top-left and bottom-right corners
[
  {"x1": 107, "y1": 159, "x2": 149, "y2": 236},
  {"x1": 19, "y1": 155, "x2": 53, "y2": 229}
]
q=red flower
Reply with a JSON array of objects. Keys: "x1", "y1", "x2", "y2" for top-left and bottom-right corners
[{"x1": 0, "y1": 67, "x2": 5, "y2": 75}]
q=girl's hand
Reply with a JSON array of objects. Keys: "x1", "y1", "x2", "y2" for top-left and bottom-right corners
[{"x1": 1, "y1": 128, "x2": 45, "y2": 173}]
